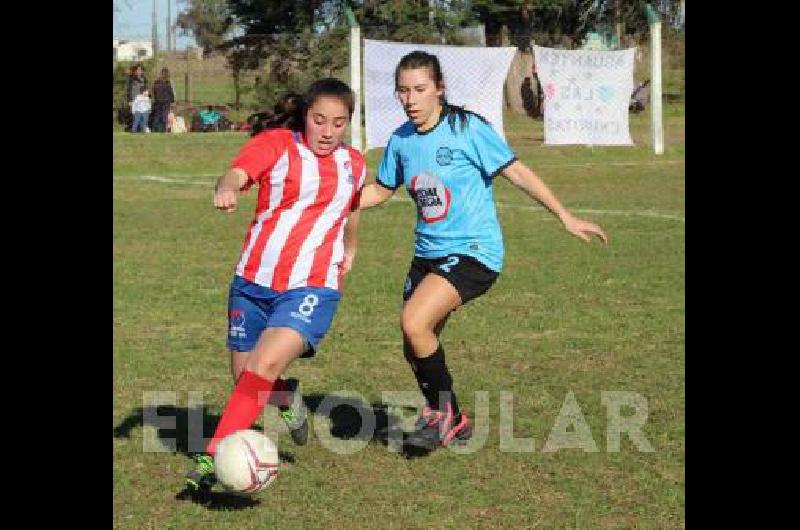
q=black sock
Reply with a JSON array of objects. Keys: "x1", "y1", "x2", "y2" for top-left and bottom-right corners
[
  {"x1": 405, "y1": 343, "x2": 437, "y2": 409},
  {"x1": 414, "y1": 344, "x2": 460, "y2": 416}
]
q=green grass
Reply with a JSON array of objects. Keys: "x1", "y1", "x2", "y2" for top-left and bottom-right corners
[{"x1": 114, "y1": 109, "x2": 684, "y2": 529}]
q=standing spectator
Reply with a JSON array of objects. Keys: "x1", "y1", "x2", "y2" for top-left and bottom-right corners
[
  {"x1": 152, "y1": 67, "x2": 175, "y2": 133},
  {"x1": 131, "y1": 88, "x2": 152, "y2": 133},
  {"x1": 629, "y1": 79, "x2": 651, "y2": 113},
  {"x1": 124, "y1": 63, "x2": 147, "y2": 132},
  {"x1": 531, "y1": 62, "x2": 543, "y2": 118}
]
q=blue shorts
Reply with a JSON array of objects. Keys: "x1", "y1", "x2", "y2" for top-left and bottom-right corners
[{"x1": 226, "y1": 275, "x2": 341, "y2": 357}]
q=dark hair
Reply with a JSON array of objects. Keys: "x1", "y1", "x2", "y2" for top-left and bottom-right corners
[
  {"x1": 250, "y1": 92, "x2": 303, "y2": 136},
  {"x1": 394, "y1": 50, "x2": 487, "y2": 133},
  {"x1": 250, "y1": 78, "x2": 355, "y2": 137}
]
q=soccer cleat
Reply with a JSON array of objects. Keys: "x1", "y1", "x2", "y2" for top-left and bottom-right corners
[
  {"x1": 404, "y1": 403, "x2": 472, "y2": 453},
  {"x1": 185, "y1": 454, "x2": 216, "y2": 492},
  {"x1": 278, "y1": 378, "x2": 309, "y2": 446},
  {"x1": 439, "y1": 411, "x2": 472, "y2": 448},
  {"x1": 404, "y1": 406, "x2": 444, "y2": 451}
]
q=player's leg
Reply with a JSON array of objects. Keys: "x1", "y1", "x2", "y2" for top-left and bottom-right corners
[
  {"x1": 401, "y1": 258, "x2": 442, "y2": 406},
  {"x1": 226, "y1": 277, "x2": 307, "y2": 405},
  {"x1": 402, "y1": 313, "x2": 450, "y2": 407},
  {"x1": 401, "y1": 273, "x2": 472, "y2": 451},
  {"x1": 403, "y1": 255, "x2": 499, "y2": 452},
  {"x1": 230, "y1": 350, "x2": 248, "y2": 381},
  {"x1": 261, "y1": 287, "x2": 341, "y2": 446},
  {"x1": 231, "y1": 349, "x2": 296, "y2": 414},
  {"x1": 187, "y1": 327, "x2": 306, "y2": 491},
  {"x1": 187, "y1": 278, "x2": 292, "y2": 491},
  {"x1": 205, "y1": 333, "x2": 305, "y2": 461}
]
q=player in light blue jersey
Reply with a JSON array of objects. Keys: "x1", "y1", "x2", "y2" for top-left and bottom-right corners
[{"x1": 360, "y1": 51, "x2": 608, "y2": 455}]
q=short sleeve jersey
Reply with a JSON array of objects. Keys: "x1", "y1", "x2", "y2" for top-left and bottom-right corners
[{"x1": 376, "y1": 112, "x2": 516, "y2": 272}]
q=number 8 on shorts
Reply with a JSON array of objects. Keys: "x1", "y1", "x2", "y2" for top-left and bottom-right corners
[{"x1": 298, "y1": 294, "x2": 319, "y2": 318}]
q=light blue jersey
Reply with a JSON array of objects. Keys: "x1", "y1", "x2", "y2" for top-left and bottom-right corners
[{"x1": 376, "y1": 111, "x2": 516, "y2": 272}]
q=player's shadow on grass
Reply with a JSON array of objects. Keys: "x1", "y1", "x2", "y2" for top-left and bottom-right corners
[
  {"x1": 114, "y1": 405, "x2": 217, "y2": 456},
  {"x1": 113, "y1": 396, "x2": 421, "y2": 509},
  {"x1": 303, "y1": 394, "x2": 437, "y2": 459},
  {"x1": 303, "y1": 393, "x2": 413, "y2": 446},
  {"x1": 175, "y1": 488, "x2": 262, "y2": 510},
  {"x1": 114, "y1": 405, "x2": 297, "y2": 461},
  {"x1": 111, "y1": 395, "x2": 410, "y2": 454}
]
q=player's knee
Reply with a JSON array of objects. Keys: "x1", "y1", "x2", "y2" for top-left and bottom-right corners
[
  {"x1": 245, "y1": 353, "x2": 283, "y2": 380},
  {"x1": 401, "y1": 310, "x2": 432, "y2": 342}
]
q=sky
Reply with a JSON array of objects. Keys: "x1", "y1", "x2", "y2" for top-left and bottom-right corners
[{"x1": 113, "y1": 0, "x2": 197, "y2": 50}]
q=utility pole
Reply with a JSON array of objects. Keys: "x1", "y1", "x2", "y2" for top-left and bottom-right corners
[
  {"x1": 644, "y1": 4, "x2": 664, "y2": 155},
  {"x1": 185, "y1": 45, "x2": 192, "y2": 103},
  {"x1": 152, "y1": 0, "x2": 159, "y2": 65},
  {"x1": 166, "y1": 0, "x2": 172, "y2": 52},
  {"x1": 345, "y1": 3, "x2": 361, "y2": 150}
]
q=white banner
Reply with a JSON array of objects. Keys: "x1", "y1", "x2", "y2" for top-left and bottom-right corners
[
  {"x1": 364, "y1": 40, "x2": 516, "y2": 151},
  {"x1": 533, "y1": 46, "x2": 635, "y2": 145}
]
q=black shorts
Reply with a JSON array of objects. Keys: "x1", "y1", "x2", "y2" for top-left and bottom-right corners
[{"x1": 403, "y1": 254, "x2": 499, "y2": 306}]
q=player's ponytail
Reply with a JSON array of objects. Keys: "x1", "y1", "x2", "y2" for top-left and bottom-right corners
[
  {"x1": 443, "y1": 100, "x2": 489, "y2": 133},
  {"x1": 249, "y1": 79, "x2": 354, "y2": 137},
  {"x1": 250, "y1": 92, "x2": 304, "y2": 136}
]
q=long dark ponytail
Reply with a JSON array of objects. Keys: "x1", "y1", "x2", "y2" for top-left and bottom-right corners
[{"x1": 249, "y1": 78, "x2": 355, "y2": 137}]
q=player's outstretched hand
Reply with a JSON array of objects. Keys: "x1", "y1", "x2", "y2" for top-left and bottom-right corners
[
  {"x1": 214, "y1": 187, "x2": 238, "y2": 213},
  {"x1": 341, "y1": 252, "x2": 355, "y2": 276},
  {"x1": 563, "y1": 214, "x2": 608, "y2": 244}
]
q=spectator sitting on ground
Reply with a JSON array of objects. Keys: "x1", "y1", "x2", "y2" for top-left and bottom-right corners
[
  {"x1": 168, "y1": 111, "x2": 188, "y2": 134},
  {"x1": 198, "y1": 105, "x2": 221, "y2": 132}
]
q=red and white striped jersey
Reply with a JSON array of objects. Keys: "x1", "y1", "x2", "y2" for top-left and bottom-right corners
[{"x1": 230, "y1": 128, "x2": 366, "y2": 292}]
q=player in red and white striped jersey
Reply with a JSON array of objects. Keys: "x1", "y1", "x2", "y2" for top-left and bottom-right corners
[{"x1": 187, "y1": 79, "x2": 365, "y2": 492}]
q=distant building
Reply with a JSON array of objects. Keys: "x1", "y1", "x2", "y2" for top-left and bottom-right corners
[{"x1": 113, "y1": 39, "x2": 153, "y2": 62}]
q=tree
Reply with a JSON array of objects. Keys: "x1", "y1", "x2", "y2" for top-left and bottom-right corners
[
  {"x1": 176, "y1": 0, "x2": 233, "y2": 56},
  {"x1": 470, "y1": 0, "x2": 683, "y2": 48},
  {"x1": 224, "y1": 1, "x2": 351, "y2": 110},
  {"x1": 354, "y1": 0, "x2": 476, "y2": 44}
]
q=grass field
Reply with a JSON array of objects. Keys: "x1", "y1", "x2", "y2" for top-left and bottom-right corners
[{"x1": 113, "y1": 109, "x2": 684, "y2": 529}]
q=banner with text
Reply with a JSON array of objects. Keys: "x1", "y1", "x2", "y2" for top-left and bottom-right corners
[{"x1": 534, "y1": 45, "x2": 635, "y2": 145}]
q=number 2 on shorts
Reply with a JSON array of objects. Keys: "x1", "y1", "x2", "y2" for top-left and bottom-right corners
[{"x1": 440, "y1": 256, "x2": 460, "y2": 273}]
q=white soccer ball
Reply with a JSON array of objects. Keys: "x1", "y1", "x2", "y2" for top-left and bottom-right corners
[{"x1": 214, "y1": 429, "x2": 280, "y2": 495}]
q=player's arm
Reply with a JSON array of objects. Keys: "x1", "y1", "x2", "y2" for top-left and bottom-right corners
[
  {"x1": 341, "y1": 208, "x2": 361, "y2": 275},
  {"x1": 502, "y1": 160, "x2": 608, "y2": 244},
  {"x1": 359, "y1": 183, "x2": 395, "y2": 209},
  {"x1": 213, "y1": 167, "x2": 249, "y2": 213}
]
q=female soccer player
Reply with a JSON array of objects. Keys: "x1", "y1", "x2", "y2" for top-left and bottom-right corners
[
  {"x1": 359, "y1": 51, "x2": 608, "y2": 453},
  {"x1": 187, "y1": 78, "x2": 366, "y2": 490}
]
